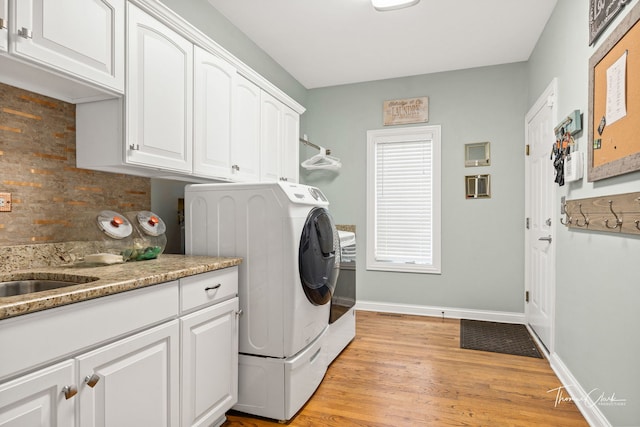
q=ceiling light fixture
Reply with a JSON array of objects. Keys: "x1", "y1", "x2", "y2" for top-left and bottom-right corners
[{"x1": 371, "y1": 0, "x2": 420, "y2": 12}]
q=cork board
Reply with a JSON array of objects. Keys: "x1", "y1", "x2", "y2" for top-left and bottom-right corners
[{"x1": 588, "y1": 1, "x2": 640, "y2": 181}]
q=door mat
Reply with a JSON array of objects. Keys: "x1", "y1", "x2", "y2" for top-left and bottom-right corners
[{"x1": 460, "y1": 319, "x2": 543, "y2": 359}]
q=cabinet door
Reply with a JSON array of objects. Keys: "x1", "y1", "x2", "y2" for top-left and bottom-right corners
[
  {"x1": 76, "y1": 320, "x2": 180, "y2": 427},
  {"x1": 126, "y1": 3, "x2": 193, "y2": 173},
  {"x1": 232, "y1": 75, "x2": 261, "y2": 182},
  {"x1": 0, "y1": 0, "x2": 7, "y2": 53},
  {"x1": 12, "y1": 0, "x2": 124, "y2": 92},
  {"x1": 181, "y1": 298, "x2": 238, "y2": 427},
  {"x1": 193, "y1": 46, "x2": 236, "y2": 179},
  {"x1": 281, "y1": 106, "x2": 300, "y2": 183},
  {"x1": 0, "y1": 360, "x2": 76, "y2": 427},
  {"x1": 259, "y1": 91, "x2": 282, "y2": 182}
]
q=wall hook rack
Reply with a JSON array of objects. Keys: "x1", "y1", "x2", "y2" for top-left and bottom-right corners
[{"x1": 562, "y1": 191, "x2": 640, "y2": 236}]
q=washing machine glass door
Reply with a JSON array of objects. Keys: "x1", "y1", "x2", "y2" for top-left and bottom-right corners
[{"x1": 299, "y1": 207, "x2": 339, "y2": 305}]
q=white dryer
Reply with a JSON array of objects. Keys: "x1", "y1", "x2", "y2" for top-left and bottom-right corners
[{"x1": 185, "y1": 182, "x2": 339, "y2": 421}]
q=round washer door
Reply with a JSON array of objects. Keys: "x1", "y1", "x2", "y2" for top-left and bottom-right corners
[{"x1": 299, "y1": 207, "x2": 340, "y2": 305}]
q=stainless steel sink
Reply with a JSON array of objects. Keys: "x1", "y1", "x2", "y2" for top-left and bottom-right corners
[{"x1": 0, "y1": 278, "x2": 98, "y2": 297}]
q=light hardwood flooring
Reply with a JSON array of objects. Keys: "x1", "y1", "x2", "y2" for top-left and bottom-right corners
[{"x1": 223, "y1": 311, "x2": 588, "y2": 426}]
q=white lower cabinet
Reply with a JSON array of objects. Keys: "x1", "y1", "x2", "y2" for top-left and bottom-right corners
[
  {"x1": 0, "y1": 360, "x2": 76, "y2": 427},
  {"x1": 181, "y1": 297, "x2": 239, "y2": 427},
  {"x1": 0, "y1": 321, "x2": 180, "y2": 427},
  {"x1": 76, "y1": 320, "x2": 180, "y2": 427},
  {"x1": 0, "y1": 267, "x2": 239, "y2": 427}
]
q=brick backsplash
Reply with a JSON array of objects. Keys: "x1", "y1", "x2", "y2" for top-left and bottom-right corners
[{"x1": 0, "y1": 83, "x2": 150, "y2": 246}]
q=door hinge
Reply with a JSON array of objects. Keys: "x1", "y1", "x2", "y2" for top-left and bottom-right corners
[
  {"x1": 526, "y1": 217, "x2": 530, "y2": 229},
  {"x1": 525, "y1": 144, "x2": 530, "y2": 156},
  {"x1": 525, "y1": 291, "x2": 530, "y2": 303}
]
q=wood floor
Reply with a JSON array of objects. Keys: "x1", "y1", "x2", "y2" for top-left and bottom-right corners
[{"x1": 223, "y1": 311, "x2": 588, "y2": 426}]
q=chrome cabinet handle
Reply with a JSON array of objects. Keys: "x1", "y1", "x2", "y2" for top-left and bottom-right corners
[
  {"x1": 85, "y1": 374, "x2": 100, "y2": 388},
  {"x1": 236, "y1": 309, "x2": 243, "y2": 317},
  {"x1": 18, "y1": 27, "x2": 32, "y2": 39},
  {"x1": 129, "y1": 144, "x2": 140, "y2": 151},
  {"x1": 538, "y1": 236, "x2": 552, "y2": 243},
  {"x1": 204, "y1": 284, "x2": 221, "y2": 291},
  {"x1": 62, "y1": 385, "x2": 77, "y2": 400},
  {"x1": 231, "y1": 165, "x2": 240, "y2": 172}
]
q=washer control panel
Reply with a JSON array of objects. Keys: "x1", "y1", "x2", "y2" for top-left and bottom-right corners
[{"x1": 279, "y1": 182, "x2": 329, "y2": 206}]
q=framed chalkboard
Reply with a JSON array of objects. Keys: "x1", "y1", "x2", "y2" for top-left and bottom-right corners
[{"x1": 590, "y1": 0, "x2": 628, "y2": 45}]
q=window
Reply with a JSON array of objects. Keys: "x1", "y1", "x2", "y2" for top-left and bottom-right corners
[{"x1": 366, "y1": 125, "x2": 441, "y2": 274}]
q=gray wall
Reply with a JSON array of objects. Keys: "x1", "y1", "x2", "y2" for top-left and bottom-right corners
[
  {"x1": 528, "y1": 1, "x2": 640, "y2": 425},
  {"x1": 301, "y1": 63, "x2": 528, "y2": 313}
]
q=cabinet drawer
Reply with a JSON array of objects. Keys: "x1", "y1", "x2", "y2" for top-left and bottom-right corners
[
  {"x1": 0, "y1": 281, "x2": 179, "y2": 382},
  {"x1": 180, "y1": 267, "x2": 238, "y2": 313}
]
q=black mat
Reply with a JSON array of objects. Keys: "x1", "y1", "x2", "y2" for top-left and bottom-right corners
[{"x1": 460, "y1": 319, "x2": 543, "y2": 359}]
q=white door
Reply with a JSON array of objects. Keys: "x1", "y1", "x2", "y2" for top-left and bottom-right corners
[
  {"x1": 0, "y1": 360, "x2": 76, "y2": 427},
  {"x1": 76, "y1": 320, "x2": 180, "y2": 427},
  {"x1": 0, "y1": 0, "x2": 7, "y2": 53},
  {"x1": 193, "y1": 46, "x2": 236, "y2": 179},
  {"x1": 232, "y1": 75, "x2": 261, "y2": 181},
  {"x1": 181, "y1": 298, "x2": 239, "y2": 427},
  {"x1": 126, "y1": 3, "x2": 193, "y2": 173},
  {"x1": 525, "y1": 79, "x2": 557, "y2": 352},
  {"x1": 12, "y1": 0, "x2": 124, "y2": 92}
]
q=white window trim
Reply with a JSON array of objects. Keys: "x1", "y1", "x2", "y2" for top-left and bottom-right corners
[{"x1": 366, "y1": 125, "x2": 441, "y2": 274}]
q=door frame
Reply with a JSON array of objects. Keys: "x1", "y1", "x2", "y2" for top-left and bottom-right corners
[{"x1": 524, "y1": 78, "x2": 558, "y2": 355}]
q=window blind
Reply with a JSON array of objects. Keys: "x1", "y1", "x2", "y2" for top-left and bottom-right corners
[{"x1": 374, "y1": 138, "x2": 433, "y2": 265}]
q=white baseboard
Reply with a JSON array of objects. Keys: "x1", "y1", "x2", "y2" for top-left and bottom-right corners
[
  {"x1": 355, "y1": 300, "x2": 526, "y2": 324},
  {"x1": 549, "y1": 353, "x2": 612, "y2": 427}
]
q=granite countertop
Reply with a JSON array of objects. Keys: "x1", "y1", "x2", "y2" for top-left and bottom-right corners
[{"x1": 0, "y1": 255, "x2": 242, "y2": 320}]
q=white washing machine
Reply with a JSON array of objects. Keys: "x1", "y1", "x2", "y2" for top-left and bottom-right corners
[{"x1": 185, "y1": 182, "x2": 339, "y2": 421}]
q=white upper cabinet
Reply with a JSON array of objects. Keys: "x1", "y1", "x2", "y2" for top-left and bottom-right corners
[
  {"x1": 75, "y1": 0, "x2": 304, "y2": 181},
  {"x1": 0, "y1": 0, "x2": 7, "y2": 52},
  {"x1": 193, "y1": 46, "x2": 236, "y2": 179},
  {"x1": 231, "y1": 75, "x2": 261, "y2": 182},
  {"x1": 260, "y1": 90, "x2": 283, "y2": 182},
  {"x1": 281, "y1": 106, "x2": 300, "y2": 183},
  {"x1": 10, "y1": 0, "x2": 124, "y2": 93},
  {"x1": 126, "y1": 3, "x2": 193, "y2": 173},
  {"x1": 260, "y1": 90, "x2": 300, "y2": 183}
]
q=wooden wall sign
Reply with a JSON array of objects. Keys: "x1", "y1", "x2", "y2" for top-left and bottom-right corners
[{"x1": 383, "y1": 97, "x2": 428, "y2": 126}]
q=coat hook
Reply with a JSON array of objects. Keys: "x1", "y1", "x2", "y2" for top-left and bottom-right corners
[
  {"x1": 574, "y1": 203, "x2": 589, "y2": 227},
  {"x1": 560, "y1": 202, "x2": 572, "y2": 225},
  {"x1": 604, "y1": 200, "x2": 622, "y2": 229}
]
